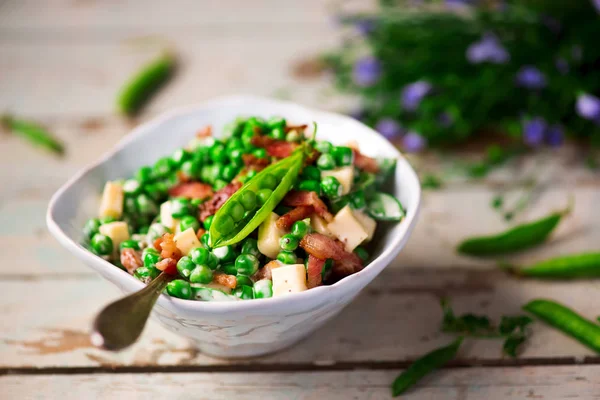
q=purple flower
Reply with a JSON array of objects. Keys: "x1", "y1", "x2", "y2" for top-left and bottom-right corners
[
  {"x1": 555, "y1": 58, "x2": 569, "y2": 75},
  {"x1": 355, "y1": 18, "x2": 376, "y2": 35},
  {"x1": 402, "y1": 132, "x2": 427, "y2": 153},
  {"x1": 593, "y1": 0, "x2": 600, "y2": 13},
  {"x1": 576, "y1": 93, "x2": 600, "y2": 120},
  {"x1": 401, "y1": 81, "x2": 432, "y2": 112},
  {"x1": 516, "y1": 66, "x2": 546, "y2": 89},
  {"x1": 522, "y1": 117, "x2": 547, "y2": 147},
  {"x1": 546, "y1": 125, "x2": 564, "y2": 147},
  {"x1": 352, "y1": 56, "x2": 381, "y2": 87},
  {"x1": 375, "y1": 118, "x2": 403, "y2": 140},
  {"x1": 466, "y1": 33, "x2": 509, "y2": 64}
]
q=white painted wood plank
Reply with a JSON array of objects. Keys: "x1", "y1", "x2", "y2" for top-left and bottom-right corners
[
  {"x1": 2, "y1": 366, "x2": 598, "y2": 399},
  {"x1": 1, "y1": 271, "x2": 599, "y2": 368}
]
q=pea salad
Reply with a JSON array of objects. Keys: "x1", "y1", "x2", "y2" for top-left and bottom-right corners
[{"x1": 83, "y1": 116, "x2": 405, "y2": 302}]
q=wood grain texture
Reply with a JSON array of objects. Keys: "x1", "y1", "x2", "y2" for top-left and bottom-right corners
[{"x1": 2, "y1": 366, "x2": 598, "y2": 399}]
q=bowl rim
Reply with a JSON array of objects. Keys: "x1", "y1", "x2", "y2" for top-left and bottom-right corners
[{"x1": 47, "y1": 94, "x2": 422, "y2": 313}]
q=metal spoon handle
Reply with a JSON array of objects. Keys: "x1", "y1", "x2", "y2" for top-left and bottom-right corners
[{"x1": 91, "y1": 272, "x2": 170, "y2": 351}]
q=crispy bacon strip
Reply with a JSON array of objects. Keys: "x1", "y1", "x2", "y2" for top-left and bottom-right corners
[
  {"x1": 306, "y1": 255, "x2": 324, "y2": 289},
  {"x1": 159, "y1": 233, "x2": 182, "y2": 261},
  {"x1": 285, "y1": 124, "x2": 308, "y2": 133},
  {"x1": 353, "y1": 149, "x2": 380, "y2": 173},
  {"x1": 168, "y1": 182, "x2": 214, "y2": 200},
  {"x1": 299, "y1": 233, "x2": 363, "y2": 278},
  {"x1": 199, "y1": 181, "x2": 242, "y2": 221},
  {"x1": 196, "y1": 228, "x2": 206, "y2": 240},
  {"x1": 196, "y1": 125, "x2": 212, "y2": 138},
  {"x1": 213, "y1": 272, "x2": 237, "y2": 289},
  {"x1": 253, "y1": 260, "x2": 280, "y2": 281},
  {"x1": 276, "y1": 206, "x2": 314, "y2": 230},
  {"x1": 242, "y1": 153, "x2": 270, "y2": 170},
  {"x1": 155, "y1": 258, "x2": 178, "y2": 275},
  {"x1": 284, "y1": 190, "x2": 333, "y2": 222},
  {"x1": 251, "y1": 135, "x2": 298, "y2": 158},
  {"x1": 120, "y1": 248, "x2": 143, "y2": 274}
]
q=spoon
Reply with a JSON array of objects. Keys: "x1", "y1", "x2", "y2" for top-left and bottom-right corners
[{"x1": 91, "y1": 272, "x2": 171, "y2": 351}]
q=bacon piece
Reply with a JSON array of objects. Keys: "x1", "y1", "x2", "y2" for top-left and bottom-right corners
[
  {"x1": 299, "y1": 233, "x2": 363, "y2": 278},
  {"x1": 159, "y1": 233, "x2": 182, "y2": 261},
  {"x1": 276, "y1": 206, "x2": 314, "y2": 230},
  {"x1": 196, "y1": 125, "x2": 212, "y2": 138},
  {"x1": 242, "y1": 153, "x2": 270, "y2": 170},
  {"x1": 168, "y1": 182, "x2": 213, "y2": 200},
  {"x1": 285, "y1": 124, "x2": 308, "y2": 133},
  {"x1": 198, "y1": 181, "x2": 242, "y2": 221},
  {"x1": 353, "y1": 149, "x2": 380, "y2": 173},
  {"x1": 155, "y1": 257, "x2": 178, "y2": 275},
  {"x1": 196, "y1": 228, "x2": 206, "y2": 240},
  {"x1": 213, "y1": 272, "x2": 237, "y2": 289},
  {"x1": 306, "y1": 255, "x2": 324, "y2": 289},
  {"x1": 120, "y1": 248, "x2": 143, "y2": 274},
  {"x1": 253, "y1": 260, "x2": 280, "y2": 281},
  {"x1": 283, "y1": 190, "x2": 333, "y2": 222},
  {"x1": 251, "y1": 135, "x2": 274, "y2": 148},
  {"x1": 251, "y1": 135, "x2": 298, "y2": 158},
  {"x1": 153, "y1": 237, "x2": 163, "y2": 251}
]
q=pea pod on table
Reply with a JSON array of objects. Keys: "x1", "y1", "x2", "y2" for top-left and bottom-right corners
[
  {"x1": 2, "y1": 115, "x2": 65, "y2": 156},
  {"x1": 502, "y1": 252, "x2": 600, "y2": 279}
]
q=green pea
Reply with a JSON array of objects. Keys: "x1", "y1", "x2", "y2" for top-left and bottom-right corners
[
  {"x1": 241, "y1": 238, "x2": 260, "y2": 257},
  {"x1": 229, "y1": 148, "x2": 244, "y2": 167},
  {"x1": 91, "y1": 233, "x2": 113, "y2": 255},
  {"x1": 280, "y1": 234, "x2": 299, "y2": 251},
  {"x1": 237, "y1": 191, "x2": 257, "y2": 212},
  {"x1": 212, "y1": 245, "x2": 237, "y2": 264},
  {"x1": 298, "y1": 180, "x2": 320, "y2": 193},
  {"x1": 350, "y1": 190, "x2": 367, "y2": 210},
  {"x1": 145, "y1": 181, "x2": 168, "y2": 202},
  {"x1": 236, "y1": 275, "x2": 254, "y2": 287},
  {"x1": 100, "y1": 216, "x2": 117, "y2": 225},
  {"x1": 203, "y1": 215, "x2": 214, "y2": 230},
  {"x1": 153, "y1": 157, "x2": 175, "y2": 177},
  {"x1": 83, "y1": 218, "x2": 101, "y2": 240},
  {"x1": 260, "y1": 173, "x2": 277, "y2": 190},
  {"x1": 189, "y1": 265, "x2": 214, "y2": 284},
  {"x1": 194, "y1": 146, "x2": 210, "y2": 164},
  {"x1": 209, "y1": 144, "x2": 227, "y2": 163},
  {"x1": 190, "y1": 247, "x2": 210, "y2": 265},
  {"x1": 200, "y1": 232, "x2": 211, "y2": 248},
  {"x1": 134, "y1": 266, "x2": 160, "y2": 282},
  {"x1": 143, "y1": 247, "x2": 161, "y2": 267},
  {"x1": 302, "y1": 166, "x2": 321, "y2": 181},
  {"x1": 246, "y1": 169, "x2": 257, "y2": 180},
  {"x1": 235, "y1": 254, "x2": 259, "y2": 276},
  {"x1": 267, "y1": 116, "x2": 286, "y2": 130},
  {"x1": 224, "y1": 201, "x2": 243, "y2": 223},
  {"x1": 317, "y1": 153, "x2": 336, "y2": 170},
  {"x1": 136, "y1": 193, "x2": 158, "y2": 216},
  {"x1": 253, "y1": 279, "x2": 273, "y2": 299},
  {"x1": 190, "y1": 198, "x2": 204, "y2": 207},
  {"x1": 138, "y1": 225, "x2": 150, "y2": 234},
  {"x1": 172, "y1": 149, "x2": 190, "y2": 166},
  {"x1": 246, "y1": 116, "x2": 266, "y2": 130},
  {"x1": 220, "y1": 262, "x2": 238, "y2": 275},
  {"x1": 166, "y1": 279, "x2": 192, "y2": 300},
  {"x1": 213, "y1": 179, "x2": 228, "y2": 191},
  {"x1": 123, "y1": 179, "x2": 142, "y2": 196},
  {"x1": 171, "y1": 198, "x2": 192, "y2": 218},
  {"x1": 277, "y1": 251, "x2": 297, "y2": 264},
  {"x1": 123, "y1": 196, "x2": 138, "y2": 215},
  {"x1": 354, "y1": 247, "x2": 369, "y2": 262},
  {"x1": 207, "y1": 252, "x2": 219, "y2": 269},
  {"x1": 271, "y1": 127, "x2": 286, "y2": 140},
  {"x1": 162, "y1": 173, "x2": 179, "y2": 189},
  {"x1": 241, "y1": 128, "x2": 256, "y2": 149},
  {"x1": 252, "y1": 148, "x2": 267, "y2": 159},
  {"x1": 177, "y1": 256, "x2": 196, "y2": 279},
  {"x1": 135, "y1": 166, "x2": 153, "y2": 183},
  {"x1": 286, "y1": 130, "x2": 302, "y2": 142},
  {"x1": 120, "y1": 239, "x2": 140, "y2": 251},
  {"x1": 256, "y1": 188, "x2": 273, "y2": 206},
  {"x1": 332, "y1": 146, "x2": 353, "y2": 166},
  {"x1": 321, "y1": 176, "x2": 342, "y2": 198},
  {"x1": 222, "y1": 165, "x2": 239, "y2": 182},
  {"x1": 226, "y1": 137, "x2": 243, "y2": 151},
  {"x1": 291, "y1": 220, "x2": 309, "y2": 238},
  {"x1": 179, "y1": 215, "x2": 201, "y2": 233},
  {"x1": 315, "y1": 141, "x2": 333, "y2": 154},
  {"x1": 234, "y1": 285, "x2": 254, "y2": 300},
  {"x1": 180, "y1": 160, "x2": 201, "y2": 179}
]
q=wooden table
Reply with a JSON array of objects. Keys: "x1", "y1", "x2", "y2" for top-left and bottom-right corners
[{"x1": 1, "y1": 1, "x2": 599, "y2": 398}]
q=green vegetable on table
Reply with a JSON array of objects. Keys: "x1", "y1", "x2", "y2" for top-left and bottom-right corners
[
  {"x1": 117, "y1": 52, "x2": 176, "y2": 116},
  {"x1": 391, "y1": 337, "x2": 463, "y2": 397},
  {"x1": 2, "y1": 115, "x2": 65, "y2": 156},
  {"x1": 524, "y1": 299, "x2": 600, "y2": 353},
  {"x1": 501, "y1": 252, "x2": 600, "y2": 279}
]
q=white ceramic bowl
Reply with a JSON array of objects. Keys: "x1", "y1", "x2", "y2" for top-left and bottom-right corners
[{"x1": 47, "y1": 95, "x2": 421, "y2": 358}]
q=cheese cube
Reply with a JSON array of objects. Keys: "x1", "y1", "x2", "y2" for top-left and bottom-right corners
[
  {"x1": 258, "y1": 212, "x2": 285, "y2": 259},
  {"x1": 160, "y1": 201, "x2": 179, "y2": 232},
  {"x1": 99, "y1": 221, "x2": 130, "y2": 250},
  {"x1": 99, "y1": 182, "x2": 124, "y2": 219},
  {"x1": 174, "y1": 227, "x2": 202, "y2": 256},
  {"x1": 353, "y1": 210, "x2": 377, "y2": 242},
  {"x1": 272, "y1": 264, "x2": 308, "y2": 297},
  {"x1": 327, "y1": 205, "x2": 368, "y2": 252},
  {"x1": 321, "y1": 166, "x2": 354, "y2": 195},
  {"x1": 310, "y1": 214, "x2": 334, "y2": 238}
]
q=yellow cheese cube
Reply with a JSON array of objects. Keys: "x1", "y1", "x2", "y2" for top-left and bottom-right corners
[
  {"x1": 99, "y1": 221, "x2": 130, "y2": 250},
  {"x1": 310, "y1": 214, "x2": 334, "y2": 238},
  {"x1": 353, "y1": 210, "x2": 377, "y2": 242},
  {"x1": 160, "y1": 201, "x2": 179, "y2": 232},
  {"x1": 272, "y1": 264, "x2": 308, "y2": 297},
  {"x1": 321, "y1": 166, "x2": 354, "y2": 195},
  {"x1": 258, "y1": 212, "x2": 285, "y2": 259},
  {"x1": 327, "y1": 205, "x2": 368, "y2": 252},
  {"x1": 99, "y1": 182, "x2": 124, "y2": 219},
  {"x1": 173, "y1": 227, "x2": 201, "y2": 256}
]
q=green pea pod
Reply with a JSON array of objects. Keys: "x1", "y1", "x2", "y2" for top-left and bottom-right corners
[
  {"x1": 2, "y1": 115, "x2": 64, "y2": 156},
  {"x1": 117, "y1": 52, "x2": 176, "y2": 116},
  {"x1": 457, "y1": 208, "x2": 568, "y2": 256},
  {"x1": 502, "y1": 252, "x2": 600, "y2": 279},
  {"x1": 210, "y1": 148, "x2": 305, "y2": 248},
  {"x1": 391, "y1": 337, "x2": 463, "y2": 397},
  {"x1": 523, "y1": 299, "x2": 600, "y2": 353}
]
